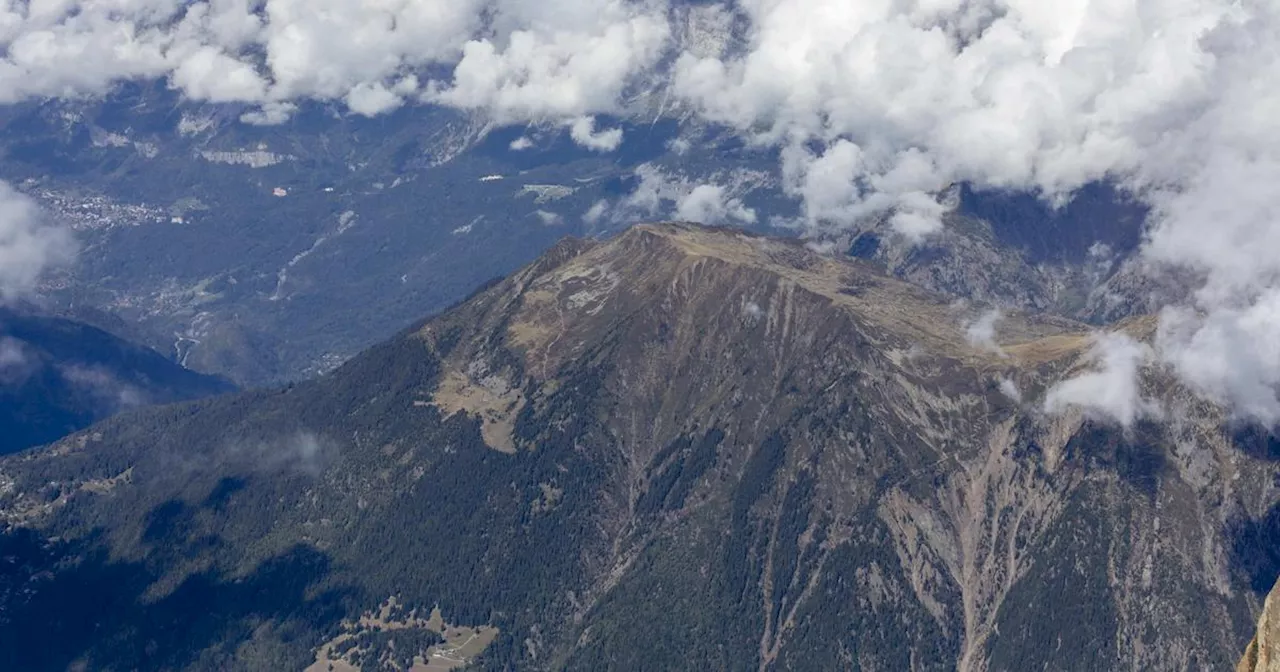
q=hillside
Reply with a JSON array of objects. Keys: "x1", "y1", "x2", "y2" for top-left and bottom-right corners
[
  {"x1": 0, "y1": 223, "x2": 1274, "y2": 670},
  {"x1": 0, "y1": 308, "x2": 235, "y2": 454}
]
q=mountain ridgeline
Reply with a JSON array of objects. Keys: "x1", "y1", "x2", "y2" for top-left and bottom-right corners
[
  {"x1": 0, "y1": 223, "x2": 1275, "y2": 670},
  {"x1": 0, "y1": 308, "x2": 234, "y2": 454}
]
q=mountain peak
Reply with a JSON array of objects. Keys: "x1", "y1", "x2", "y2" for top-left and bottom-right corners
[
  {"x1": 3, "y1": 222, "x2": 1276, "y2": 671},
  {"x1": 504, "y1": 221, "x2": 1088, "y2": 369},
  {"x1": 415, "y1": 221, "x2": 1102, "y2": 458}
]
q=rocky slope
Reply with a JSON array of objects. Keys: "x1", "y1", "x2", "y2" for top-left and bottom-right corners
[
  {"x1": 0, "y1": 223, "x2": 1274, "y2": 670},
  {"x1": 837, "y1": 183, "x2": 1155, "y2": 324},
  {"x1": 1239, "y1": 577, "x2": 1280, "y2": 672}
]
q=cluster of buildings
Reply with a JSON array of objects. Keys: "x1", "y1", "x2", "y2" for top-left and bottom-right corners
[{"x1": 26, "y1": 187, "x2": 171, "y2": 232}]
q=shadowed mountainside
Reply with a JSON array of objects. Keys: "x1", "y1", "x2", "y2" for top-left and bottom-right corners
[{"x1": 0, "y1": 307, "x2": 234, "y2": 454}]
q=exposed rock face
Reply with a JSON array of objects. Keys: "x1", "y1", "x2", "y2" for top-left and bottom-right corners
[
  {"x1": 1, "y1": 223, "x2": 1277, "y2": 671},
  {"x1": 1240, "y1": 579, "x2": 1280, "y2": 672},
  {"x1": 835, "y1": 185, "x2": 1167, "y2": 326}
]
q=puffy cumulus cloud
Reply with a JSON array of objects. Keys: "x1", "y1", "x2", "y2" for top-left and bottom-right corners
[
  {"x1": 1045, "y1": 332, "x2": 1158, "y2": 428},
  {"x1": 670, "y1": 0, "x2": 1251, "y2": 236},
  {"x1": 621, "y1": 164, "x2": 676, "y2": 217},
  {"x1": 568, "y1": 116, "x2": 624, "y2": 152},
  {"x1": 1132, "y1": 5, "x2": 1280, "y2": 424},
  {"x1": 0, "y1": 0, "x2": 666, "y2": 134},
  {"x1": 257, "y1": 0, "x2": 477, "y2": 101},
  {"x1": 430, "y1": 9, "x2": 669, "y2": 122},
  {"x1": 0, "y1": 0, "x2": 1265, "y2": 194},
  {"x1": 1157, "y1": 300, "x2": 1280, "y2": 423},
  {"x1": 240, "y1": 101, "x2": 297, "y2": 126},
  {"x1": 345, "y1": 77, "x2": 419, "y2": 117},
  {"x1": 776, "y1": 141, "x2": 952, "y2": 238},
  {"x1": 582, "y1": 199, "x2": 611, "y2": 225},
  {"x1": 168, "y1": 44, "x2": 268, "y2": 102},
  {"x1": 675, "y1": 184, "x2": 756, "y2": 226},
  {"x1": 0, "y1": 182, "x2": 76, "y2": 301},
  {"x1": 592, "y1": 164, "x2": 756, "y2": 226},
  {"x1": 667, "y1": 0, "x2": 1280, "y2": 424},
  {"x1": 0, "y1": 1, "x2": 1259, "y2": 197}
]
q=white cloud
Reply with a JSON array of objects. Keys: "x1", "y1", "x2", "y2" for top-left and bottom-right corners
[
  {"x1": 675, "y1": 184, "x2": 756, "y2": 226},
  {"x1": 240, "y1": 101, "x2": 297, "y2": 126},
  {"x1": 0, "y1": 0, "x2": 665, "y2": 146},
  {"x1": 568, "y1": 116, "x2": 623, "y2": 152},
  {"x1": 0, "y1": 337, "x2": 23, "y2": 368},
  {"x1": 965, "y1": 308, "x2": 1004, "y2": 354},
  {"x1": 610, "y1": 164, "x2": 761, "y2": 228},
  {"x1": 1157, "y1": 299, "x2": 1280, "y2": 424},
  {"x1": 169, "y1": 45, "x2": 268, "y2": 102},
  {"x1": 345, "y1": 81, "x2": 408, "y2": 117},
  {"x1": 0, "y1": 182, "x2": 76, "y2": 300},
  {"x1": 621, "y1": 164, "x2": 673, "y2": 217},
  {"x1": 0, "y1": 336, "x2": 34, "y2": 385},
  {"x1": 582, "y1": 199, "x2": 610, "y2": 224},
  {"x1": 1045, "y1": 332, "x2": 1157, "y2": 427},
  {"x1": 509, "y1": 136, "x2": 534, "y2": 151},
  {"x1": 179, "y1": 430, "x2": 337, "y2": 478},
  {"x1": 427, "y1": 7, "x2": 669, "y2": 123},
  {"x1": 999, "y1": 378, "x2": 1022, "y2": 403}
]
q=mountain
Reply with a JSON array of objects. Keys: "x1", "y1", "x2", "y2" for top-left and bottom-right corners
[
  {"x1": 841, "y1": 183, "x2": 1154, "y2": 322},
  {"x1": 0, "y1": 307, "x2": 235, "y2": 454},
  {"x1": 0, "y1": 223, "x2": 1270, "y2": 671},
  {"x1": 0, "y1": 84, "x2": 1148, "y2": 387},
  {"x1": 1238, "y1": 577, "x2": 1280, "y2": 672}
]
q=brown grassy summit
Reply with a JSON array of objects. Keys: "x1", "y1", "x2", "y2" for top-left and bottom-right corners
[
  {"x1": 419, "y1": 220, "x2": 1103, "y2": 457},
  {"x1": 442, "y1": 221, "x2": 1093, "y2": 374}
]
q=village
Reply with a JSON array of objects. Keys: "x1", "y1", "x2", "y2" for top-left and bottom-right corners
[{"x1": 21, "y1": 183, "x2": 172, "y2": 231}]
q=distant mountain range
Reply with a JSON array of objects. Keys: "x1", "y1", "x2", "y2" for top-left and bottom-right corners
[{"x1": 0, "y1": 223, "x2": 1271, "y2": 670}]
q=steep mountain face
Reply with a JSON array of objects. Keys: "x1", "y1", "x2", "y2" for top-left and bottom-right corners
[
  {"x1": 0, "y1": 307, "x2": 234, "y2": 454},
  {"x1": 1238, "y1": 578, "x2": 1280, "y2": 672},
  {"x1": 838, "y1": 183, "x2": 1153, "y2": 324},
  {"x1": 0, "y1": 223, "x2": 1271, "y2": 671}
]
